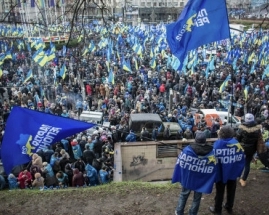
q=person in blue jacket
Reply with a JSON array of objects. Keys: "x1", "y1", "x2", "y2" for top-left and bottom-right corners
[
  {"x1": 85, "y1": 163, "x2": 99, "y2": 186},
  {"x1": 99, "y1": 166, "x2": 109, "y2": 184},
  {"x1": 125, "y1": 130, "x2": 136, "y2": 142},
  {"x1": 209, "y1": 125, "x2": 245, "y2": 215}
]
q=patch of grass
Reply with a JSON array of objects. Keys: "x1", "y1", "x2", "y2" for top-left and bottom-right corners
[
  {"x1": 251, "y1": 159, "x2": 264, "y2": 170},
  {"x1": 0, "y1": 181, "x2": 179, "y2": 199}
]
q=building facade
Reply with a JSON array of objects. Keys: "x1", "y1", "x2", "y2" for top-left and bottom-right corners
[{"x1": 0, "y1": 0, "x2": 189, "y2": 25}]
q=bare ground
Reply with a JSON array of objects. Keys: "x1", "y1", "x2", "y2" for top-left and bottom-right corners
[{"x1": 0, "y1": 166, "x2": 268, "y2": 215}]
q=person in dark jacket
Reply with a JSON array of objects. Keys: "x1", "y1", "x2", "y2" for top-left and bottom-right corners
[
  {"x1": 73, "y1": 159, "x2": 86, "y2": 173},
  {"x1": 140, "y1": 127, "x2": 150, "y2": 141},
  {"x1": 83, "y1": 145, "x2": 96, "y2": 165},
  {"x1": 236, "y1": 113, "x2": 261, "y2": 187},
  {"x1": 174, "y1": 131, "x2": 215, "y2": 215},
  {"x1": 93, "y1": 136, "x2": 103, "y2": 158},
  {"x1": 64, "y1": 163, "x2": 74, "y2": 187}
]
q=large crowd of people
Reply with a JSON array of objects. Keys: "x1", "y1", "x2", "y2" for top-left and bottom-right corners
[{"x1": 0, "y1": 21, "x2": 268, "y2": 198}]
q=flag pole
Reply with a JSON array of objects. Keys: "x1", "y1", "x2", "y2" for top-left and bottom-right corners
[
  {"x1": 24, "y1": 3, "x2": 33, "y2": 37},
  {"x1": 43, "y1": 0, "x2": 51, "y2": 38},
  {"x1": 34, "y1": 5, "x2": 41, "y2": 37},
  {"x1": 54, "y1": 1, "x2": 59, "y2": 37},
  {"x1": 20, "y1": 4, "x2": 28, "y2": 38},
  {"x1": 60, "y1": 0, "x2": 65, "y2": 36}
]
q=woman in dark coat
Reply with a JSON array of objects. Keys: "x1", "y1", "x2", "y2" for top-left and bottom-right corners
[{"x1": 236, "y1": 113, "x2": 262, "y2": 187}]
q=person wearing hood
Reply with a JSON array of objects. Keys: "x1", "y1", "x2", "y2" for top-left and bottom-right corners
[
  {"x1": 32, "y1": 172, "x2": 44, "y2": 189},
  {"x1": 85, "y1": 163, "x2": 99, "y2": 186},
  {"x1": 236, "y1": 113, "x2": 262, "y2": 187},
  {"x1": 72, "y1": 168, "x2": 85, "y2": 187},
  {"x1": 173, "y1": 131, "x2": 216, "y2": 215}
]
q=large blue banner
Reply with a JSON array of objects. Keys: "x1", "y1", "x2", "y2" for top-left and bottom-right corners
[
  {"x1": 166, "y1": 0, "x2": 230, "y2": 69},
  {"x1": 1, "y1": 106, "x2": 96, "y2": 174}
]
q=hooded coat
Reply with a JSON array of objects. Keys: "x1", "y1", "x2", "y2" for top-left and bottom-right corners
[
  {"x1": 236, "y1": 122, "x2": 262, "y2": 156},
  {"x1": 32, "y1": 173, "x2": 44, "y2": 188},
  {"x1": 85, "y1": 164, "x2": 99, "y2": 186},
  {"x1": 72, "y1": 168, "x2": 84, "y2": 187}
]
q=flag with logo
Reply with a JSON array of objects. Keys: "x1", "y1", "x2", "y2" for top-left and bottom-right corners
[
  {"x1": 166, "y1": 0, "x2": 230, "y2": 69},
  {"x1": 172, "y1": 146, "x2": 217, "y2": 194},
  {"x1": 1, "y1": 106, "x2": 96, "y2": 174},
  {"x1": 213, "y1": 138, "x2": 245, "y2": 183}
]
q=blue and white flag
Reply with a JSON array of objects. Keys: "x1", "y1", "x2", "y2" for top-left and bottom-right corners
[
  {"x1": 166, "y1": 0, "x2": 230, "y2": 69},
  {"x1": 1, "y1": 106, "x2": 96, "y2": 174},
  {"x1": 172, "y1": 146, "x2": 217, "y2": 194}
]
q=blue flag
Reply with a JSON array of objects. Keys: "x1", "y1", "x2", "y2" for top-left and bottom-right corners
[
  {"x1": 1, "y1": 106, "x2": 96, "y2": 174},
  {"x1": 166, "y1": 0, "x2": 230, "y2": 69},
  {"x1": 172, "y1": 146, "x2": 217, "y2": 194},
  {"x1": 213, "y1": 138, "x2": 245, "y2": 183}
]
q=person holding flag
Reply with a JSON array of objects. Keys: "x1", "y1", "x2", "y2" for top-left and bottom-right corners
[{"x1": 172, "y1": 131, "x2": 216, "y2": 215}]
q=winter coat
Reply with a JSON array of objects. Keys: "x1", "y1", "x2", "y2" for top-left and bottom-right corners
[
  {"x1": 83, "y1": 149, "x2": 96, "y2": 165},
  {"x1": 99, "y1": 169, "x2": 109, "y2": 184},
  {"x1": 32, "y1": 154, "x2": 43, "y2": 169},
  {"x1": 43, "y1": 163, "x2": 57, "y2": 187},
  {"x1": 85, "y1": 164, "x2": 99, "y2": 186},
  {"x1": 86, "y1": 84, "x2": 92, "y2": 96},
  {"x1": 72, "y1": 168, "x2": 84, "y2": 187},
  {"x1": 99, "y1": 84, "x2": 106, "y2": 97},
  {"x1": 18, "y1": 171, "x2": 32, "y2": 189},
  {"x1": 159, "y1": 84, "x2": 166, "y2": 93},
  {"x1": 72, "y1": 144, "x2": 83, "y2": 160},
  {"x1": 126, "y1": 132, "x2": 136, "y2": 142},
  {"x1": 32, "y1": 173, "x2": 44, "y2": 188},
  {"x1": 8, "y1": 175, "x2": 18, "y2": 189},
  {"x1": 236, "y1": 122, "x2": 262, "y2": 156}
]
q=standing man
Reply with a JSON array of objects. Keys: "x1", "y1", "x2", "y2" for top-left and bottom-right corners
[
  {"x1": 173, "y1": 131, "x2": 217, "y2": 215},
  {"x1": 236, "y1": 113, "x2": 262, "y2": 187},
  {"x1": 209, "y1": 125, "x2": 245, "y2": 215}
]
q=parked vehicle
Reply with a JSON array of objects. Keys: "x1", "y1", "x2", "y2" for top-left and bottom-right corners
[
  {"x1": 193, "y1": 109, "x2": 241, "y2": 130},
  {"x1": 129, "y1": 113, "x2": 181, "y2": 140}
]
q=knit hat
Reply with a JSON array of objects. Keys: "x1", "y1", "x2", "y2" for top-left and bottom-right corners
[
  {"x1": 244, "y1": 113, "x2": 254, "y2": 123},
  {"x1": 195, "y1": 131, "x2": 206, "y2": 144}
]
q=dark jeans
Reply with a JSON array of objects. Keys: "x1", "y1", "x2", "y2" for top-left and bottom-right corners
[
  {"x1": 214, "y1": 180, "x2": 237, "y2": 213},
  {"x1": 241, "y1": 154, "x2": 253, "y2": 181},
  {"x1": 176, "y1": 187, "x2": 202, "y2": 215}
]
